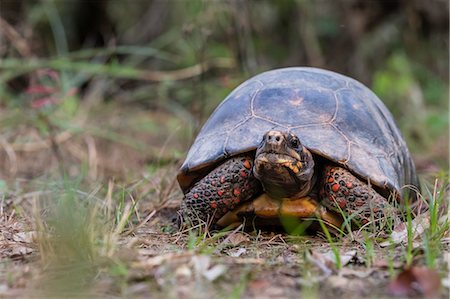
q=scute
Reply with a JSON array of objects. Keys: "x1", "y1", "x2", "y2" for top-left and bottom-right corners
[
  {"x1": 253, "y1": 87, "x2": 336, "y2": 127},
  {"x1": 225, "y1": 117, "x2": 286, "y2": 155},
  {"x1": 178, "y1": 67, "x2": 418, "y2": 198}
]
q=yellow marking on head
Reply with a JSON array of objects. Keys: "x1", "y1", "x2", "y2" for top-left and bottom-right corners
[
  {"x1": 257, "y1": 156, "x2": 269, "y2": 163},
  {"x1": 284, "y1": 162, "x2": 299, "y2": 173},
  {"x1": 276, "y1": 158, "x2": 292, "y2": 164},
  {"x1": 296, "y1": 161, "x2": 303, "y2": 169}
]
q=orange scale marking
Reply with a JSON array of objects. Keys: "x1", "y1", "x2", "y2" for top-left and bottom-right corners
[{"x1": 331, "y1": 184, "x2": 340, "y2": 192}]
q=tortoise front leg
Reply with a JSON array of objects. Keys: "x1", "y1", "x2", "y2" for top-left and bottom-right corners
[
  {"x1": 179, "y1": 155, "x2": 262, "y2": 227},
  {"x1": 320, "y1": 165, "x2": 400, "y2": 230}
]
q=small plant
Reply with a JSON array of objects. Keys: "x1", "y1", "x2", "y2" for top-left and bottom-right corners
[
  {"x1": 363, "y1": 233, "x2": 375, "y2": 268},
  {"x1": 423, "y1": 177, "x2": 449, "y2": 268},
  {"x1": 31, "y1": 178, "x2": 138, "y2": 297},
  {"x1": 317, "y1": 218, "x2": 342, "y2": 270},
  {"x1": 404, "y1": 195, "x2": 414, "y2": 267}
]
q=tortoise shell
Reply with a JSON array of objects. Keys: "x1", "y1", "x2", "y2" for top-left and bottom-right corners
[{"x1": 178, "y1": 67, "x2": 419, "y2": 199}]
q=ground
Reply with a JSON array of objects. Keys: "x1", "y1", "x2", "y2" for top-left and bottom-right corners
[{"x1": 0, "y1": 105, "x2": 448, "y2": 299}]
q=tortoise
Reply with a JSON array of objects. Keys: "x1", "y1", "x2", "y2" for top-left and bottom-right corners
[{"x1": 177, "y1": 67, "x2": 419, "y2": 231}]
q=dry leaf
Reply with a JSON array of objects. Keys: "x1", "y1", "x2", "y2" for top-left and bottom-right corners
[
  {"x1": 380, "y1": 214, "x2": 429, "y2": 247},
  {"x1": 315, "y1": 250, "x2": 357, "y2": 267},
  {"x1": 192, "y1": 255, "x2": 210, "y2": 273},
  {"x1": 372, "y1": 259, "x2": 403, "y2": 269},
  {"x1": 175, "y1": 265, "x2": 192, "y2": 278},
  {"x1": 339, "y1": 268, "x2": 375, "y2": 278},
  {"x1": 202, "y1": 264, "x2": 227, "y2": 281},
  {"x1": 192, "y1": 255, "x2": 227, "y2": 282},
  {"x1": 227, "y1": 247, "x2": 247, "y2": 257},
  {"x1": 226, "y1": 232, "x2": 250, "y2": 246},
  {"x1": 388, "y1": 266, "x2": 442, "y2": 297},
  {"x1": 308, "y1": 249, "x2": 358, "y2": 275}
]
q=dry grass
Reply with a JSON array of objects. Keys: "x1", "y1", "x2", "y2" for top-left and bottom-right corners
[
  {"x1": 0, "y1": 99, "x2": 448, "y2": 298},
  {"x1": 0, "y1": 173, "x2": 448, "y2": 297}
]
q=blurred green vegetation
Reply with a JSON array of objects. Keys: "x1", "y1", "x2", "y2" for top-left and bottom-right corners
[{"x1": 0, "y1": 0, "x2": 448, "y2": 179}]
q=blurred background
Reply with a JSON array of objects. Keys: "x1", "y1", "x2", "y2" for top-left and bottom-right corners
[{"x1": 0, "y1": 0, "x2": 448, "y2": 183}]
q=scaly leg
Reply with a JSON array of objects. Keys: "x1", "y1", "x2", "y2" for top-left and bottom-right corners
[
  {"x1": 178, "y1": 155, "x2": 262, "y2": 227},
  {"x1": 320, "y1": 165, "x2": 399, "y2": 230}
]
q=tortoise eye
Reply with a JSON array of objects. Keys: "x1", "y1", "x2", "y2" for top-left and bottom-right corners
[{"x1": 289, "y1": 136, "x2": 300, "y2": 148}]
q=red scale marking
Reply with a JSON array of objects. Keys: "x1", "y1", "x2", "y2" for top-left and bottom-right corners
[
  {"x1": 331, "y1": 184, "x2": 340, "y2": 192},
  {"x1": 240, "y1": 171, "x2": 248, "y2": 178},
  {"x1": 338, "y1": 199, "x2": 347, "y2": 209},
  {"x1": 243, "y1": 160, "x2": 252, "y2": 169},
  {"x1": 355, "y1": 199, "x2": 365, "y2": 207},
  {"x1": 220, "y1": 176, "x2": 225, "y2": 184},
  {"x1": 210, "y1": 201, "x2": 217, "y2": 209},
  {"x1": 193, "y1": 193, "x2": 199, "y2": 199},
  {"x1": 233, "y1": 188, "x2": 241, "y2": 197},
  {"x1": 217, "y1": 190, "x2": 224, "y2": 196},
  {"x1": 346, "y1": 182, "x2": 353, "y2": 189},
  {"x1": 327, "y1": 176, "x2": 334, "y2": 183}
]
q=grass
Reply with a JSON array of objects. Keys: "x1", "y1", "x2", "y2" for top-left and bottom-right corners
[
  {"x1": 0, "y1": 79, "x2": 448, "y2": 298},
  {"x1": 404, "y1": 196, "x2": 414, "y2": 267},
  {"x1": 0, "y1": 2, "x2": 448, "y2": 296},
  {"x1": 1, "y1": 145, "x2": 449, "y2": 299}
]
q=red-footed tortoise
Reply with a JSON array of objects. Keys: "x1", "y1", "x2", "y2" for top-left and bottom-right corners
[{"x1": 177, "y1": 67, "x2": 419, "y2": 231}]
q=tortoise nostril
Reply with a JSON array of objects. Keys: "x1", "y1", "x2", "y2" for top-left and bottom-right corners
[{"x1": 275, "y1": 136, "x2": 280, "y2": 142}]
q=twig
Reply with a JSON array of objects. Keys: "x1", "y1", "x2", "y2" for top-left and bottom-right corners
[
  {"x1": 0, "y1": 17, "x2": 32, "y2": 57},
  {"x1": 213, "y1": 224, "x2": 244, "y2": 254},
  {"x1": 0, "y1": 137, "x2": 17, "y2": 176},
  {"x1": 0, "y1": 57, "x2": 235, "y2": 83},
  {"x1": 10, "y1": 131, "x2": 72, "y2": 152}
]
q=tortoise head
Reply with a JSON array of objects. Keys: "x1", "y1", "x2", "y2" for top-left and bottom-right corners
[{"x1": 254, "y1": 130, "x2": 315, "y2": 199}]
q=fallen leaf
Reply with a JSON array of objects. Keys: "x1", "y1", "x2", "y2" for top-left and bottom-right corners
[
  {"x1": 175, "y1": 265, "x2": 192, "y2": 278},
  {"x1": 372, "y1": 259, "x2": 403, "y2": 269},
  {"x1": 339, "y1": 268, "x2": 375, "y2": 278},
  {"x1": 314, "y1": 249, "x2": 357, "y2": 268},
  {"x1": 327, "y1": 275, "x2": 350, "y2": 289},
  {"x1": 388, "y1": 266, "x2": 441, "y2": 297},
  {"x1": 10, "y1": 246, "x2": 32, "y2": 257},
  {"x1": 192, "y1": 255, "x2": 227, "y2": 281},
  {"x1": 380, "y1": 214, "x2": 429, "y2": 247},
  {"x1": 192, "y1": 255, "x2": 210, "y2": 273},
  {"x1": 227, "y1": 247, "x2": 247, "y2": 257},
  {"x1": 202, "y1": 264, "x2": 227, "y2": 281},
  {"x1": 226, "y1": 232, "x2": 250, "y2": 246}
]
